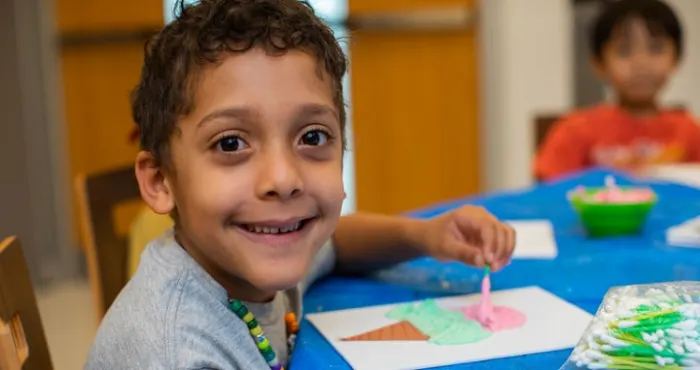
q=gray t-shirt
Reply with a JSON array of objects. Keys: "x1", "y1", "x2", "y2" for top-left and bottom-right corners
[{"x1": 84, "y1": 230, "x2": 336, "y2": 369}]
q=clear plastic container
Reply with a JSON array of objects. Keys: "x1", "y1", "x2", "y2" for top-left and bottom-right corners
[{"x1": 561, "y1": 281, "x2": 700, "y2": 369}]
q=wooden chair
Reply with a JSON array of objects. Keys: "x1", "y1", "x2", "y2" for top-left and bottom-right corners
[
  {"x1": 75, "y1": 165, "x2": 141, "y2": 320},
  {"x1": 0, "y1": 236, "x2": 53, "y2": 370},
  {"x1": 533, "y1": 114, "x2": 561, "y2": 151}
]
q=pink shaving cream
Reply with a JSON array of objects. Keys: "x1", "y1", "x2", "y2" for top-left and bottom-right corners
[
  {"x1": 573, "y1": 176, "x2": 654, "y2": 204},
  {"x1": 458, "y1": 273, "x2": 526, "y2": 332}
]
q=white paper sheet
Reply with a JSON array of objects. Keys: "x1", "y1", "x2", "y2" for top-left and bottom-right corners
[
  {"x1": 640, "y1": 164, "x2": 700, "y2": 189},
  {"x1": 666, "y1": 216, "x2": 700, "y2": 248},
  {"x1": 307, "y1": 286, "x2": 592, "y2": 370},
  {"x1": 507, "y1": 220, "x2": 558, "y2": 259}
]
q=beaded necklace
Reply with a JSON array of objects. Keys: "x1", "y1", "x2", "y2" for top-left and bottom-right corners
[{"x1": 228, "y1": 299, "x2": 299, "y2": 370}]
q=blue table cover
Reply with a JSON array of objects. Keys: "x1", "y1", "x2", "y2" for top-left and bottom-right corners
[{"x1": 290, "y1": 169, "x2": 700, "y2": 369}]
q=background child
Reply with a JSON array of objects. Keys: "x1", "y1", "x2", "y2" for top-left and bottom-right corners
[
  {"x1": 534, "y1": 0, "x2": 700, "y2": 181},
  {"x1": 84, "y1": 1, "x2": 515, "y2": 369}
]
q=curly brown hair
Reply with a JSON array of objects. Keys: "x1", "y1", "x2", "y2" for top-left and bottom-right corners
[{"x1": 131, "y1": 0, "x2": 348, "y2": 167}]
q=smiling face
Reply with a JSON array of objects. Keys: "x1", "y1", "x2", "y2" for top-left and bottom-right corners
[
  {"x1": 595, "y1": 17, "x2": 678, "y2": 105},
  {"x1": 136, "y1": 48, "x2": 345, "y2": 301}
]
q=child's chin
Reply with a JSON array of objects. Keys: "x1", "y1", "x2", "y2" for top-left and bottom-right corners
[{"x1": 251, "y1": 269, "x2": 306, "y2": 293}]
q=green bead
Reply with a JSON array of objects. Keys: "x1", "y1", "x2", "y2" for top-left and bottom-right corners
[
  {"x1": 262, "y1": 349, "x2": 276, "y2": 362},
  {"x1": 229, "y1": 299, "x2": 242, "y2": 311},
  {"x1": 230, "y1": 300, "x2": 248, "y2": 318},
  {"x1": 250, "y1": 326, "x2": 262, "y2": 336},
  {"x1": 246, "y1": 318, "x2": 258, "y2": 329},
  {"x1": 242, "y1": 312, "x2": 255, "y2": 323},
  {"x1": 257, "y1": 337, "x2": 270, "y2": 350}
]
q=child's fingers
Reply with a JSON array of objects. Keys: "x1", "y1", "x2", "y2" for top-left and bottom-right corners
[
  {"x1": 494, "y1": 223, "x2": 508, "y2": 264},
  {"x1": 505, "y1": 224, "x2": 516, "y2": 259},
  {"x1": 478, "y1": 222, "x2": 498, "y2": 265},
  {"x1": 496, "y1": 223, "x2": 516, "y2": 266},
  {"x1": 450, "y1": 240, "x2": 483, "y2": 267},
  {"x1": 471, "y1": 250, "x2": 485, "y2": 268},
  {"x1": 483, "y1": 223, "x2": 515, "y2": 272}
]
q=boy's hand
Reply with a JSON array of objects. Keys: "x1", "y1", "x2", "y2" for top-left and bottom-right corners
[{"x1": 418, "y1": 205, "x2": 515, "y2": 272}]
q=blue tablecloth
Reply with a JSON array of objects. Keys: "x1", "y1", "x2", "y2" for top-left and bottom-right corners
[{"x1": 290, "y1": 169, "x2": 700, "y2": 369}]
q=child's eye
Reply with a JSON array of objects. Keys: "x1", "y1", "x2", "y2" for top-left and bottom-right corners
[
  {"x1": 299, "y1": 129, "x2": 331, "y2": 146},
  {"x1": 216, "y1": 135, "x2": 248, "y2": 152},
  {"x1": 648, "y1": 41, "x2": 665, "y2": 54}
]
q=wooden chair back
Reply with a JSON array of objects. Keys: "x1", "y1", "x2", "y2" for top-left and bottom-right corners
[
  {"x1": 0, "y1": 236, "x2": 53, "y2": 370},
  {"x1": 75, "y1": 165, "x2": 140, "y2": 319},
  {"x1": 533, "y1": 114, "x2": 561, "y2": 151}
]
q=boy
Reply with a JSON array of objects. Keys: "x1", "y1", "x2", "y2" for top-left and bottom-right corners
[
  {"x1": 85, "y1": 1, "x2": 515, "y2": 369},
  {"x1": 534, "y1": 0, "x2": 700, "y2": 181}
]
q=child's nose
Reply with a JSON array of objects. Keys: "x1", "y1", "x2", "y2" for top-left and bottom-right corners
[{"x1": 255, "y1": 150, "x2": 304, "y2": 201}]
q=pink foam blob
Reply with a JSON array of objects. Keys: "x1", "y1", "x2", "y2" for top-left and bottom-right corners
[
  {"x1": 582, "y1": 176, "x2": 654, "y2": 203},
  {"x1": 591, "y1": 188, "x2": 654, "y2": 203},
  {"x1": 459, "y1": 304, "x2": 527, "y2": 332},
  {"x1": 456, "y1": 274, "x2": 527, "y2": 332}
]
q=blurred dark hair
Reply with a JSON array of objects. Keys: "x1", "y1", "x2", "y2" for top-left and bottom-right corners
[
  {"x1": 131, "y1": 0, "x2": 348, "y2": 167},
  {"x1": 590, "y1": 0, "x2": 683, "y2": 60}
]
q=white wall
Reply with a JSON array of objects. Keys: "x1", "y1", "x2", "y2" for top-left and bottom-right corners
[
  {"x1": 1, "y1": 0, "x2": 78, "y2": 283},
  {"x1": 479, "y1": 0, "x2": 574, "y2": 191},
  {"x1": 662, "y1": 0, "x2": 700, "y2": 115},
  {"x1": 480, "y1": 0, "x2": 700, "y2": 192}
]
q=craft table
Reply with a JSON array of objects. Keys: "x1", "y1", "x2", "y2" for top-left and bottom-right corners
[{"x1": 290, "y1": 168, "x2": 700, "y2": 369}]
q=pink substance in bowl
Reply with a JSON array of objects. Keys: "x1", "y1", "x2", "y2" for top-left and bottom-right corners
[
  {"x1": 571, "y1": 176, "x2": 655, "y2": 204},
  {"x1": 590, "y1": 188, "x2": 655, "y2": 203}
]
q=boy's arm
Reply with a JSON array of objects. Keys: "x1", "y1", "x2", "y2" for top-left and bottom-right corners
[
  {"x1": 299, "y1": 212, "x2": 425, "y2": 293},
  {"x1": 533, "y1": 116, "x2": 590, "y2": 181},
  {"x1": 301, "y1": 207, "x2": 515, "y2": 292},
  {"x1": 332, "y1": 212, "x2": 427, "y2": 274}
]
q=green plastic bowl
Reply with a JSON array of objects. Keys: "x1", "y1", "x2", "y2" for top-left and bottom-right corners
[{"x1": 568, "y1": 187, "x2": 657, "y2": 237}]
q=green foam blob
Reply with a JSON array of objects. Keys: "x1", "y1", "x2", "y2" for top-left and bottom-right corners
[{"x1": 386, "y1": 299, "x2": 491, "y2": 345}]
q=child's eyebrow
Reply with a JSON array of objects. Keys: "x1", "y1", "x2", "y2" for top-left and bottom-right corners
[
  {"x1": 295, "y1": 103, "x2": 339, "y2": 122},
  {"x1": 196, "y1": 103, "x2": 339, "y2": 129},
  {"x1": 197, "y1": 107, "x2": 255, "y2": 129}
]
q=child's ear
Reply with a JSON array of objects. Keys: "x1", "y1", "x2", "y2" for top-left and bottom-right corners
[
  {"x1": 135, "y1": 151, "x2": 175, "y2": 215},
  {"x1": 590, "y1": 57, "x2": 608, "y2": 79}
]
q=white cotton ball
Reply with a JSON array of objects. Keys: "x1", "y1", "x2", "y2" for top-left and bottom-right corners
[
  {"x1": 680, "y1": 358, "x2": 698, "y2": 367},
  {"x1": 675, "y1": 320, "x2": 698, "y2": 331},
  {"x1": 684, "y1": 339, "x2": 700, "y2": 352},
  {"x1": 655, "y1": 355, "x2": 666, "y2": 366},
  {"x1": 673, "y1": 343, "x2": 685, "y2": 355},
  {"x1": 617, "y1": 320, "x2": 638, "y2": 328}
]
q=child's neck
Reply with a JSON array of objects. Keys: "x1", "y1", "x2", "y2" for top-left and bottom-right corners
[
  {"x1": 174, "y1": 232, "x2": 276, "y2": 303},
  {"x1": 616, "y1": 97, "x2": 659, "y2": 118}
]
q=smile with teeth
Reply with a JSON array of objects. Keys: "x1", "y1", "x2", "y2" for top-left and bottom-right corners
[{"x1": 242, "y1": 221, "x2": 306, "y2": 235}]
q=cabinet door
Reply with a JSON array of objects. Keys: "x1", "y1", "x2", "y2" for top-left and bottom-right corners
[{"x1": 349, "y1": 0, "x2": 480, "y2": 214}]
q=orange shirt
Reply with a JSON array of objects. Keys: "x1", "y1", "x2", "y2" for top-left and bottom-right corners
[{"x1": 533, "y1": 104, "x2": 700, "y2": 181}]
